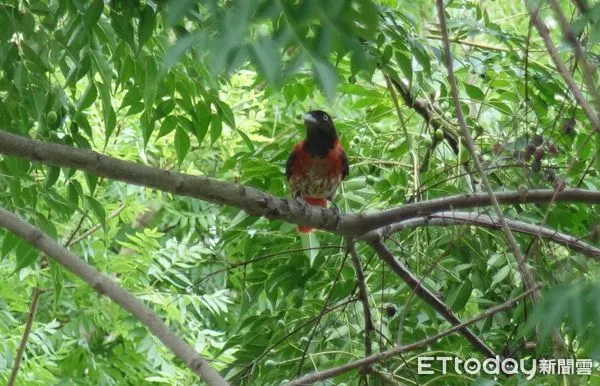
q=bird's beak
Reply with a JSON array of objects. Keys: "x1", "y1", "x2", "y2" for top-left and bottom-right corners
[{"x1": 303, "y1": 113, "x2": 317, "y2": 125}]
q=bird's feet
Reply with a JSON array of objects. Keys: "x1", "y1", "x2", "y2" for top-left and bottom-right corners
[
  {"x1": 294, "y1": 194, "x2": 310, "y2": 214},
  {"x1": 329, "y1": 200, "x2": 343, "y2": 230}
]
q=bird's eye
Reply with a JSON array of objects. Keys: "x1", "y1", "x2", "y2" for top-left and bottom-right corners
[{"x1": 323, "y1": 115, "x2": 329, "y2": 121}]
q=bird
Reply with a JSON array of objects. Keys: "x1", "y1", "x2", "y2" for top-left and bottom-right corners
[{"x1": 286, "y1": 110, "x2": 349, "y2": 233}]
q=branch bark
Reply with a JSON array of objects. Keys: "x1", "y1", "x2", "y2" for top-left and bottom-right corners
[
  {"x1": 2, "y1": 131, "x2": 600, "y2": 236},
  {"x1": 0, "y1": 206, "x2": 228, "y2": 386},
  {"x1": 287, "y1": 285, "x2": 540, "y2": 385}
]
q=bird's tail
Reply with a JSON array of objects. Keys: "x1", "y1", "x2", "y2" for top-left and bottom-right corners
[{"x1": 298, "y1": 197, "x2": 327, "y2": 233}]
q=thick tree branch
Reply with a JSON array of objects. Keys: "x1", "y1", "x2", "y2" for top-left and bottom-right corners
[
  {"x1": 367, "y1": 237, "x2": 496, "y2": 358},
  {"x1": 0, "y1": 206, "x2": 228, "y2": 386},
  {"x1": 370, "y1": 211, "x2": 600, "y2": 260},
  {"x1": 347, "y1": 239, "x2": 375, "y2": 357},
  {"x1": 287, "y1": 285, "x2": 540, "y2": 385},
  {"x1": 2, "y1": 131, "x2": 600, "y2": 236}
]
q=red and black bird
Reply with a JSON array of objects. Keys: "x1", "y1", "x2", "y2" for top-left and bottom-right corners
[{"x1": 286, "y1": 110, "x2": 349, "y2": 233}]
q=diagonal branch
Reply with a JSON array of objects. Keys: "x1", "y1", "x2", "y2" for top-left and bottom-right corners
[
  {"x1": 0, "y1": 206, "x2": 228, "y2": 386},
  {"x1": 438, "y1": 0, "x2": 567, "y2": 352},
  {"x1": 347, "y1": 239, "x2": 375, "y2": 357},
  {"x1": 287, "y1": 285, "x2": 541, "y2": 385},
  {"x1": 367, "y1": 237, "x2": 496, "y2": 358},
  {"x1": 370, "y1": 211, "x2": 600, "y2": 260},
  {"x1": 526, "y1": 3, "x2": 600, "y2": 133},
  {"x1": 547, "y1": 0, "x2": 600, "y2": 112},
  {"x1": 437, "y1": 0, "x2": 541, "y2": 305}
]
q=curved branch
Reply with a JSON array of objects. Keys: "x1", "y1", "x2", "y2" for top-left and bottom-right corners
[
  {"x1": 351, "y1": 189, "x2": 600, "y2": 235},
  {"x1": 1, "y1": 131, "x2": 600, "y2": 236},
  {"x1": 0, "y1": 206, "x2": 228, "y2": 386},
  {"x1": 373, "y1": 211, "x2": 600, "y2": 260},
  {"x1": 287, "y1": 285, "x2": 540, "y2": 385}
]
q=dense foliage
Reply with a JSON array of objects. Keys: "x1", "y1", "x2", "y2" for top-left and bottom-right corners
[{"x1": 1, "y1": 0, "x2": 600, "y2": 385}]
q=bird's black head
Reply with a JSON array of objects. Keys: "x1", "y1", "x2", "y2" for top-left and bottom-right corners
[
  {"x1": 304, "y1": 110, "x2": 337, "y2": 139},
  {"x1": 303, "y1": 110, "x2": 338, "y2": 156}
]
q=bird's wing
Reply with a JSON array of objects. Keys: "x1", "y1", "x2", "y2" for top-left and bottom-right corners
[
  {"x1": 341, "y1": 150, "x2": 349, "y2": 180},
  {"x1": 285, "y1": 146, "x2": 298, "y2": 180}
]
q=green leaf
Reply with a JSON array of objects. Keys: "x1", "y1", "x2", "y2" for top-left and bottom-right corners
[
  {"x1": 110, "y1": 9, "x2": 135, "y2": 50},
  {"x1": 77, "y1": 81, "x2": 97, "y2": 111},
  {"x1": 157, "y1": 116, "x2": 178, "y2": 138},
  {"x1": 97, "y1": 80, "x2": 116, "y2": 144},
  {"x1": 166, "y1": 0, "x2": 197, "y2": 26},
  {"x1": 164, "y1": 32, "x2": 204, "y2": 70},
  {"x1": 395, "y1": 51, "x2": 412, "y2": 81},
  {"x1": 138, "y1": 5, "x2": 156, "y2": 48},
  {"x1": 36, "y1": 213, "x2": 58, "y2": 240},
  {"x1": 216, "y1": 101, "x2": 236, "y2": 129},
  {"x1": 210, "y1": 114, "x2": 223, "y2": 144},
  {"x1": 85, "y1": 173, "x2": 98, "y2": 195},
  {"x1": 83, "y1": 0, "x2": 104, "y2": 31},
  {"x1": 464, "y1": 84, "x2": 485, "y2": 101},
  {"x1": 300, "y1": 232, "x2": 320, "y2": 266},
  {"x1": 45, "y1": 166, "x2": 60, "y2": 188},
  {"x1": 144, "y1": 57, "x2": 158, "y2": 111},
  {"x1": 249, "y1": 37, "x2": 281, "y2": 86},
  {"x1": 191, "y1": 103, "x2": 212, "y2": 145},
  {"x1": 313, "y1": 59, "x2": 338, "y2": 102},
  {"x1": 67, "y1": 181, "x2": 79, "y2": 205},
  {"x1": 2, "y1": 232, "x2": 19, "y2": 259},
  {"x1": 174, "y1": 126, "x2": 190, "y2": 165},
  {"x1": 86, "y1": 195, "x2": 106, "y2": 231},
  {"x1": 13, "y1": 240, "x2": 39, "y2": 272},
  {"x1": 141, "y1": 111, "x2": 154, "y2": 147},
  {"x1": 491, "y1": 265, "x2": 511, "y2": 287},
  {"x1": 450, "y1": 279, "x2": 473, "y2": 311}
]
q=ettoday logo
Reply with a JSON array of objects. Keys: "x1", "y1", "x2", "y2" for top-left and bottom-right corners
[{"x1": 417, "y1": 356, "x2": 594, "y2": 379}]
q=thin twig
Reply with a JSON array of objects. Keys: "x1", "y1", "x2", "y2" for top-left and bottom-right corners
[
  {"x1": 7, "y1": 287, "x2": 42, "y2": 386},
  {"x1": 295, "y1": 251, "x2": 350, "y2": 376},
  {"x1": 347, "y1": 239, "x2": 375, "y2": 357},
  {"x1": 287, "y1": 285, "x2": 541, "y2": 385},
  {"x1": 383, "y1": 73, "x2": 420, "y2": 196},
  {"x1": 68, "y1": 204, "x2": 127, "y2": 246},
  {"x1": 425, "y1": 33, "x2": 547, "y2": 53}
]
